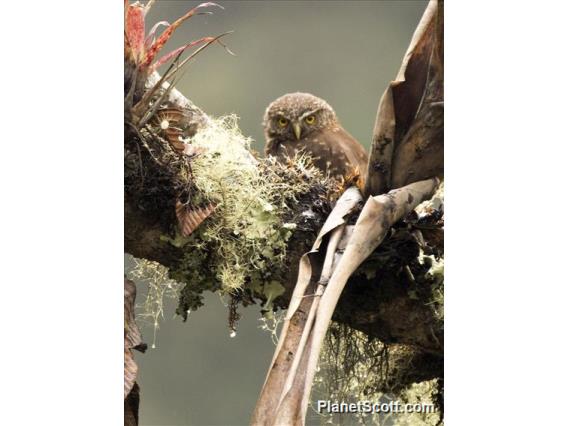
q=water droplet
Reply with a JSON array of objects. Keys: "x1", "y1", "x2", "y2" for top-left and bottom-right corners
[
  {"x1": 229, "y1": 330, "x2": 237, "y2": 338},
  {"x1": 151, "y1": 343, "x2": 156, "y2": 349}
]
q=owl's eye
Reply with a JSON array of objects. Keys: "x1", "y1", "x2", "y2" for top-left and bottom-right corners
[
  {"x1": 305, "y1": 115, "x2": 316, "y2": 125},
  {"x1": 278, "y1": 117, "x2": 288, "y2": 127}
]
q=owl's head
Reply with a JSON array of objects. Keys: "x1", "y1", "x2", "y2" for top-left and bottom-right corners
[{"x1": 263, "y1": 92, "x2": 337, "y2": 143}]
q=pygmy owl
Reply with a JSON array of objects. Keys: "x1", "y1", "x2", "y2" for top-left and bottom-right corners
[{"x1": 263, "y1": 92, "x2": 368, "y2": 182}]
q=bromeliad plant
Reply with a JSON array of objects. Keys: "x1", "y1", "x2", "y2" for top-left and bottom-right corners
[
  {"x1": 124, "y1": 0, "x2": 232, "y2": 125},
  {"x1": 124, "y1": 0, "x2": 233, "y2": 236}
]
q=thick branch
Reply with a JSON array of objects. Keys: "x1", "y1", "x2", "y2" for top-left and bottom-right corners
[{"x1": 125, "y1": 72, "x2": 442, "y2": 351}]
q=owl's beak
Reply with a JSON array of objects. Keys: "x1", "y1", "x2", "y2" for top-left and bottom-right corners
[{"x1": 292, "y1": 122, "x2": 302, "y2": 140}]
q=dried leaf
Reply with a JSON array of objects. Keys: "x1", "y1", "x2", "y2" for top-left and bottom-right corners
[
  {"x1": 125, "y1": 278, "x2": 142, "y2": 349},
  {"x1": 252, "y1": 178, "x2": 440, "y2": 426},
  {"x1": 124, "y1": 383, "x2": 140, "y2": 426},
  {"x1": 154, "y1": 107, "x2": 192, "y2": 151},
  {"x1": 124, "y1": 347, "x2": 138, "y2": 400},
  {"x1": 252, "y1": 187, "x2": 363, "y2": 425},
  {"x1": 365, "y1": 0, "x2": 443, "y2": 196},
  {"x1": 124, "y1": 278, "x2": 143, "y2": 399},
  {"x1": 167, "y1": 135, "x2": 186, "y2": 152},
  {"x1": 176, "y1": 201, "x2": 216, "y2": 237},
  {"x1": 155, "y1": 107, "x2": 188, "y2": 124}
]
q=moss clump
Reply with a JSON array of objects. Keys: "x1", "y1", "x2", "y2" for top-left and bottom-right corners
[
  {"x1": 170, "y1": 240, "x2": 219, "y2": 317},
  {"x1": 169, "y1": 115, "x2": 336, "y2": 318}
]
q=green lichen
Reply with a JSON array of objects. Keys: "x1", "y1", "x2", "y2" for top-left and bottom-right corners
[
  {"x1": 420, "y1": 252, "x2": 444, "y2": 322},
  {"x1": 260, "y1": 280, "x2": 286, "y2": 311},
  {"x1": 168, "y1": 115, "x2": 333, "y2": 316},
  {"x1": 170, "y1": 237, "x2": 219, "y2": 318},
  {"x1": 394, "y1": 381, "x2": 441, "y2": 426}
]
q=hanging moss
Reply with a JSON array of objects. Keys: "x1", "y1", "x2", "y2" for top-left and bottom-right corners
[
  {"x1": 314, "y1": 322, "x2": 443, "y2": 426},
  {"x1": 125, "y1": 257, "x2": 183, "y2": 348}
]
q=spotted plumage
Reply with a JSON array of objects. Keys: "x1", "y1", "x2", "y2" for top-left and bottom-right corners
[{"x1": 263, "y1": 92, "x2": 368, "y2": 182}]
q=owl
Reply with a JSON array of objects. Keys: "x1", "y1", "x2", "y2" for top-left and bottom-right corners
[{"x1": 263, "y1": 92, "x2": 368, "y2": 182}]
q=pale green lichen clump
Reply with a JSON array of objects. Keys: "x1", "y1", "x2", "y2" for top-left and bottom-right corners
[
  {"x1": 421, "y1": 252, "x2": 444, "y2": 322},
  {"x1": 170, "y1": 115, "x2": 330, "y2": 314},
  {"x1": 395, "y1": 381, "x2": 440, "y2": 426}
]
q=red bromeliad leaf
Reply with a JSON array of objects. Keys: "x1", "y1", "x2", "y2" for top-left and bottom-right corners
[
  {"x1": 142, "y1": 2, "x2": 223, "y2": 68},
  {"x1": 150, "y1": 37, "x2": 217, "y2": 72},
  {"x1": 145, "y1": 20, "x2": 170, "y2": 49},
  {"x1": 154, "y1": 32, "x2": 234, "y2": 84},
  {"x1": 125, "y1": 2, "x2": 146, "y2": 63}
]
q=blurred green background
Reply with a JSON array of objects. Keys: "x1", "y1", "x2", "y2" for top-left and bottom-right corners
[{"x1": 130, "y1": 1, "x2": 427, "y2": 425}]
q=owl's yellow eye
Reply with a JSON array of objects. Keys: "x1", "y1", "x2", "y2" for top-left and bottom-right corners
[
  {"x1": 305, "y1": 115, "x2": 316, "y2": 125},
  {"x1": 278, "y1": 117, "x2": 288, "y2": 127}
]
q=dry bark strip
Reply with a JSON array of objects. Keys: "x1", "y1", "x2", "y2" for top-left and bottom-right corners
[{"x1": 251, "y1": 177, "x2": 439, "y2": 426}]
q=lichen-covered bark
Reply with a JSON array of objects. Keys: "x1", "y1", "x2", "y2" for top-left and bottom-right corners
[{"x1": 334, "y1": 224, "x2": 443, "y2": 354}]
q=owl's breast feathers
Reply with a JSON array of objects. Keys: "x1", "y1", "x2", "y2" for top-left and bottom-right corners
[{"x1": 265, "y1": 126, "x2": 368, "y2": 182}]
